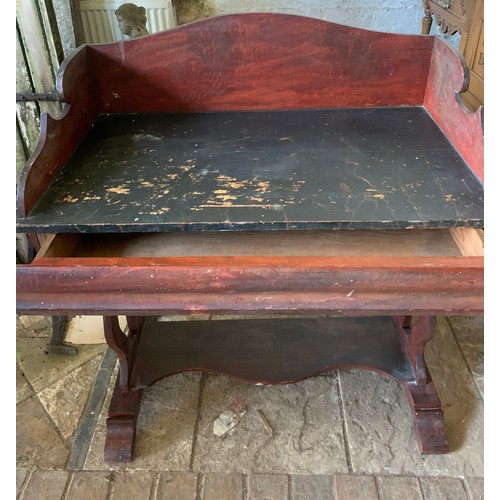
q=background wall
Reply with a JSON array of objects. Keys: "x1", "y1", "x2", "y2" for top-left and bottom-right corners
[
  {"x1": 177, "y1": 0, "x2": 459, "y2": 45},
  {"x1": 211, "y1": 0, "x2": 426, "y2": 34}
]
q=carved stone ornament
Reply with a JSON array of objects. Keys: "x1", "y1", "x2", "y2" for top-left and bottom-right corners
[
  {"x1": 437, "y1": 0, "x2": 454, "y2": 8},
  {"x1": 115, "y1": 3, "x2": 150, "y2": 39}
]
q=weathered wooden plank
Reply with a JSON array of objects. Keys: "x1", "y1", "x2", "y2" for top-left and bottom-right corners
[
  {"x1": 16, "y1": 0, "x2": 61, "y2": 117},
  {"x1": 16, "y1": 124, "x2": 28, "y2": 182},
  {"x1": 449, "y1": 228, "x2": 484, "y2": 256},
  {"x1": 16, "y1": 28, "x2": 40, "y2": 162}
]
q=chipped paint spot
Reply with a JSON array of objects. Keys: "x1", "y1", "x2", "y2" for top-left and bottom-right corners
[
  {"x1": 107, "y1": 187, "x2": 130, "y2": 194},
  {"x1": 256, "y1": 181, "x2": 270, "y2": 194},
  {"x1": 216, "y1": 195, "x2": 237, "y2": 202},
  {"x1": 198, "y1": 204, "x2": 281, "y2": 209},
  {"x1": 228, "y1": 181, "x2": 247, "y2": 189},
  {"x1": 63, "y1": 195, "x2": 79, "y2": 202},
  {"x1": 214, "y1": 189, "x2": 229, "y2": 194},
  {"x1": 83, "y1": 196, "x2": 102, "y2": 201},
  {"x1": 141, "y1": 181, "x2": 154, "y2": 187}
]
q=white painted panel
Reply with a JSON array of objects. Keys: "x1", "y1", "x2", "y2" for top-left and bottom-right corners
[{"x1": 79, "y1": 0, "x2": 177, "y2": 43}]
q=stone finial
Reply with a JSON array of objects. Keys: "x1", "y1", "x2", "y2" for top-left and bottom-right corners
[{"x1": 115, "y1": 3, "x2": 150, "y2": 39}]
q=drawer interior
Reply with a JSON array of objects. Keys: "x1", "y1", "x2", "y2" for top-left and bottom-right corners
[{"x1": 35, "y1": 228, "x2": 483, "y2": 260}]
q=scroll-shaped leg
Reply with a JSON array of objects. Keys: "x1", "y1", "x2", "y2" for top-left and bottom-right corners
[
  {"x1": 103, "y1": 316, "x2": 146, "y2": 461},
  {"x1": 404, "y1": 374, "x2": 449, "y2": 454},
  {"x1": 105, "y1": 378, "x2": 144, "y2": 462},
  {"x1": 103, "y1": 316, "x2": 131, "y2": 392},
  {"x1": 396, "y1": 315, "x2": 448, "y2": 454},
  {"x1": 395, "y1": 315, "x2": 436, "y2": 385}
]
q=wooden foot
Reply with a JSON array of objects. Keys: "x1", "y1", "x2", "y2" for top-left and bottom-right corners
[
  {"x1": 104, "y1": 378, "x2": 144, "y2": 462},
  {"x1": 404, "y1": 379, "x2": 449, "y2": 454}
]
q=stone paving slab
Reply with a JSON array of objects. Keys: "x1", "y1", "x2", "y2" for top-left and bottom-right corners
[
  {"x1": 290, "y1": 474, "x2": 334, "y2": 499},
  {"x1": 109, "y1": 470, "x2": 156, "y2": 499},
  {"x1": 156, "y1": 471, "x2": 199, "y2": 499},
  {"x1": 16, "y1": 315, "x2": 52, "y2": 338},
  {"x1": 15, "y1": 316, "x2": 484, "y2": 498},
  {"x1": 334, "y1": 474, "x2": 379, "y2": 500},
  {"x1": 16, "y1": 338, "x2": 106, "y2": 393},
  {"x1": 15, "y1": 470, "x2": 485, "y2": 500},
  {"x1": 20, "y1": 470, "x2": 70, "y2": 500},
  {"x1": 203, "y1": 473, "x2": 244, "y2": 500},
  {"x1": 340, "y1": 317, "x2": 483, "y2": 478},
  {"x1": 84, "y1": 373, "x2": 202, "y2": 471},
  {"x1": 419, "y1": 477, "x2": 469, "y2": 500},
  {"x1": 447, "y1": 316, "x2": 484, "y2": 398},
  {"x1": 248, "y1": 473, "x2": 289, "y2": 499},
  {"x1": 375, "y1": 476, "x2": 423, "y2": 500},
  {"x1": 65, "y1": 471, "x2": 112, "y2": 500},
  {"x1": 191, "y1": 375, "x2": 348, "y2": 474},
  {"x1": 38, "y1": 355, "x2": 105, "y2": 442},
  {"x1": 16, "y1": 364, "x2": 33, "y2": 404},
  {"x1": 463, "y1": 477, "x2": 484, "y2": 500},
  {"x1": 16, "y1": 397, "x2": 69, "y2": 469}
]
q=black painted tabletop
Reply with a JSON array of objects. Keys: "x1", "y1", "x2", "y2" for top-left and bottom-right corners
[{"x1": 18, "y1": 107, "x2": 484, "y2": 233}]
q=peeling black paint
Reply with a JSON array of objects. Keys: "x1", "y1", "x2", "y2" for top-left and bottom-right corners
[{"x1": 18, "y1": 107, "x2": 484, "y2": 233}]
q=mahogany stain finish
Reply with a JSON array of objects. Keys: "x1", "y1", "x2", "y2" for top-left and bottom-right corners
[
  {"x1": 424, "y1": 39, "x2": 484, "y2": 182},
  {"x1": 16, "y1": 47, "x2": 99, "y2": 218},
  {"x1": 88, "y1": 14, "x2": 435, "y2": 113},
  {"x1": 15, "y1": 13, "x2": 483, "y2": 463}
]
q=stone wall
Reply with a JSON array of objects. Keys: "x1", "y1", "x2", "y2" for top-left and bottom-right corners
[{"x1": 211, "y1": 0, "x2": 426, "y2": 34}]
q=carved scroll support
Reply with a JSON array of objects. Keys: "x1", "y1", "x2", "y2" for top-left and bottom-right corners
[
  {"x1": 103, "y1": 315, "x2": 145, "y2": 393},
  {"x1": 105, "y1": 377, "x2": 144, "y2": 462},
  {"x1": 395, "y1": 315, "x2": 449, "y2": 454},
  {"x1": 103, "y1": 315, "x2": 146, "y2": 462},
  {"x1": 395, "y1": 315, "x2": 436, "y2": 385},
  {"x1": 404, "y1": 376, "x2": 449, "y2": 454}
]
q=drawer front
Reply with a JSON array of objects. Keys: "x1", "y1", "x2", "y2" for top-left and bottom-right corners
[{"x1": 17, "y1": 229, "x2": 483, "y2": 316}]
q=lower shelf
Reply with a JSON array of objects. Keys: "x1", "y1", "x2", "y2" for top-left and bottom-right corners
[
  {"x1": 105, "y1": 314, "x2": 449, "y2": 462},
  {"x1": 130, "y1": 316, "x2": 414, "y2": 387}
]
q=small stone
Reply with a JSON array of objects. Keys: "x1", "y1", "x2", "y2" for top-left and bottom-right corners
[{"x1": 213, "y1": 407, "x2": 247, "y2": 437}]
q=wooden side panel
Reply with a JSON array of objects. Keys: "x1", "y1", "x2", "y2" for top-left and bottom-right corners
[
  {"x1": 424, "y1": 37, "x2": 484, "y2": 182},
  {"x1": 88, "y1": 13, "x2": 435, "y2": 113},
  {"x1": 16, "y1": 46, "x2": 99, "y2": 217}
]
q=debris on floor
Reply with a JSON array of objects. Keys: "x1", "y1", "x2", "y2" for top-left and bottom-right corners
[
  {"x1": 213, "y1": 401, "x2": 248, "y2": 437},
  {"x1": 256, "y1": 408, "x2": 274, "y2": 436}
]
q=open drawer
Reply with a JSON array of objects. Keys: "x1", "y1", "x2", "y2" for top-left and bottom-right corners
[{"x1": 17, "y1": 228, "x2": 483, "y2": 316}]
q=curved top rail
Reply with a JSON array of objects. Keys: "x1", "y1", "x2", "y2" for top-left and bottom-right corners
[
  {"x1": 424, "y1": 37, "x2": 484, "y2": 182},
  {"x1": 57, "y1": 13, "x2": 436, "y2": 113}
]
